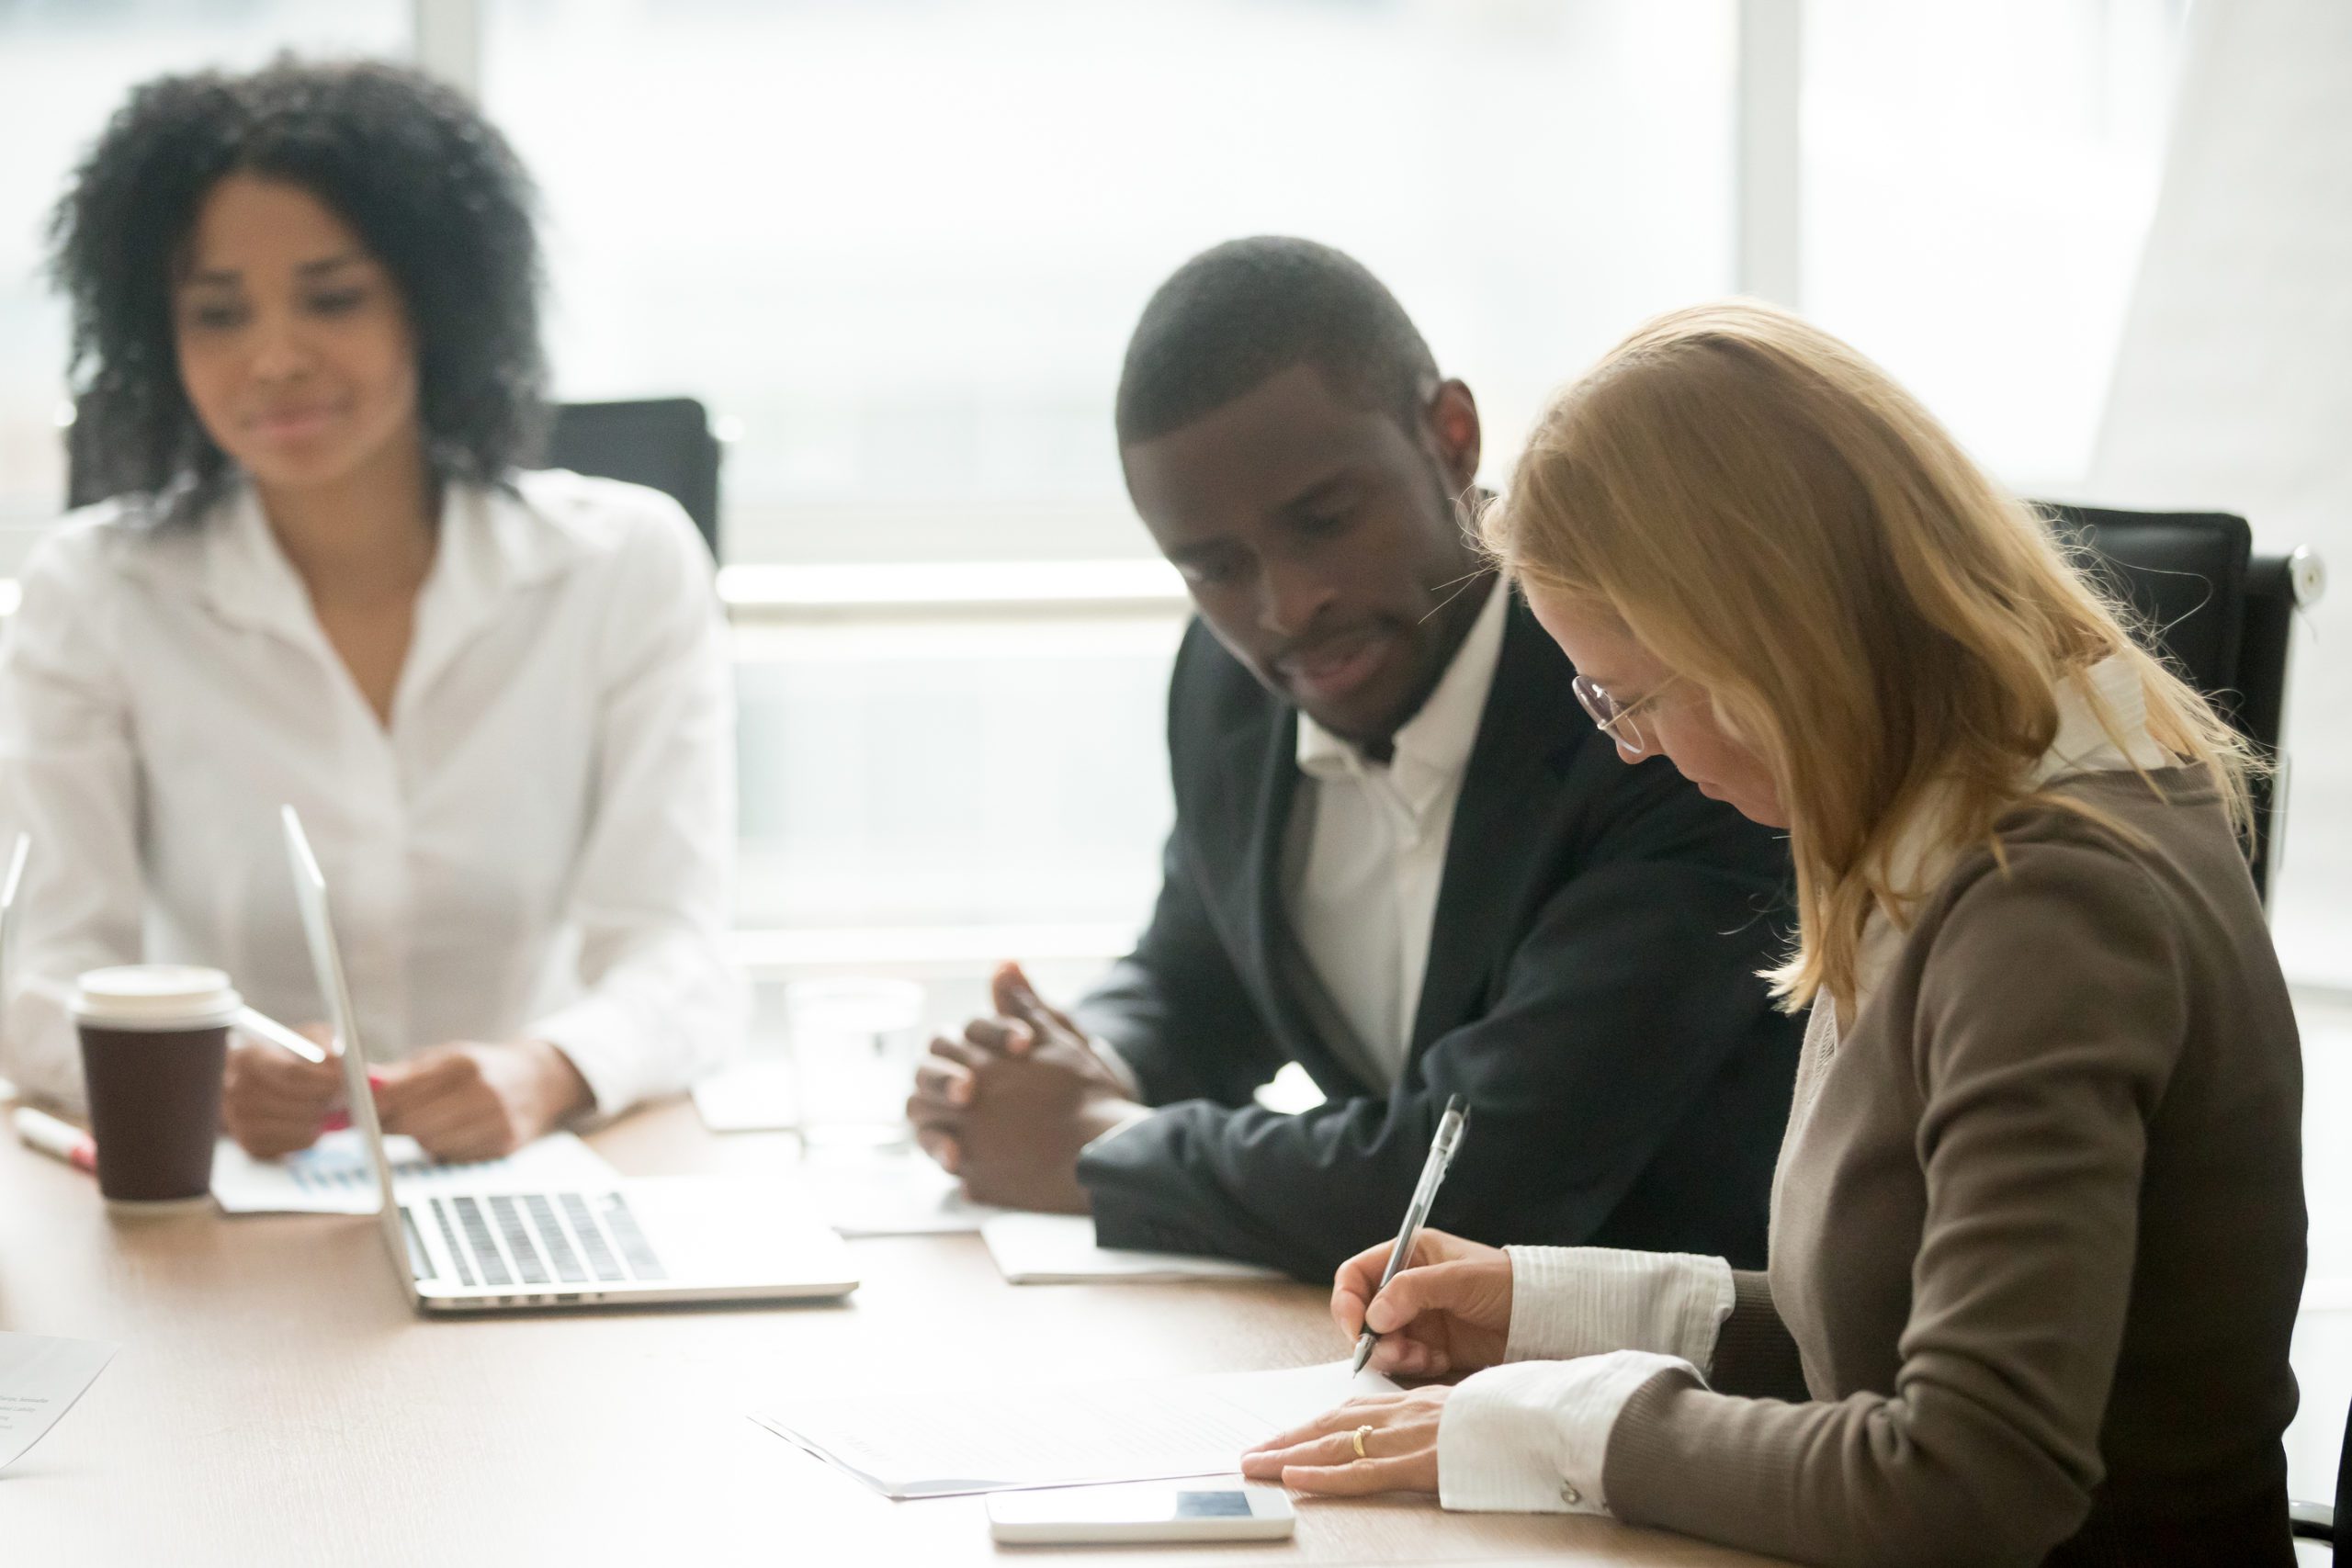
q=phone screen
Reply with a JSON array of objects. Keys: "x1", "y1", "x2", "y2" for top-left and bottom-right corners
[
  {"x1": 1171, "y1": 1491, "x2": 1250, "y2": 1518},
  {"x1": 991, "y1": 1485, "x2": 1255, "y2": 1524}
]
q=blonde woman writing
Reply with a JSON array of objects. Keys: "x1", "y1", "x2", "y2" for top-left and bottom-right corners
[{"x1": 1240, "y1": 302, "x2": 2304, "y2": 1566}]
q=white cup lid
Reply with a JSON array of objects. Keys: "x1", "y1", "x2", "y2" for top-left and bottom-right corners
[{"x1": 72, "y1": 964, "x2": 242, "y2": 1030}]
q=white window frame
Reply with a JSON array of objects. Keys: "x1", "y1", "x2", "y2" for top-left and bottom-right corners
[
  {"x1": 1737, "y1": 0, "x2": 1804, "y2": 306},
  {"x1": 411, "y1": 0, "x2": 481, "y2": 96}
]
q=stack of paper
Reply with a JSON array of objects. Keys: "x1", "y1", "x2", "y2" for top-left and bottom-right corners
[
  {"x1": 981, "y1": 1212, "x2": 1286, "y2": 1284},
  {"x1": 754, "y1": 1359, "x2": 1396, "y2": 1498},
  {"x1": 209, "y1": 1129, "x2": 618, "y2": 1215}
]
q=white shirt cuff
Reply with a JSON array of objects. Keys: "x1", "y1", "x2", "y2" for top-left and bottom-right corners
[
  {"x1": 1503, "y1": 1245, "x2": 1734, "y2": 1371},
  {"x1": 1079, "y1": 1102, "x2": 1156, "y2": 1156},
  {"x1": 1088, "y1": 1036, "x2": 1145, "y2": 1100},
  {"x1": 528, "y1": 997, "x2": 653, "y2": 1116},
  {"x1": 1438, "y1": 1349, "x2": 1692, "y2": 1515}
]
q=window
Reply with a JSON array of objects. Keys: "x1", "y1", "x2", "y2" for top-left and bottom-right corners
[
  {"x1": 1801, "y1": 0, "x2": 2188, "y2": 490},
  {"x1": 477, "y1": 0, "x2": 1745, "y2": 940},
  {"x1": 483, "y1": 0, "x2": 1740, "y2": 565},
  {"x1": 732, "y1": 611, "x2": 1182, "y2": 934}
]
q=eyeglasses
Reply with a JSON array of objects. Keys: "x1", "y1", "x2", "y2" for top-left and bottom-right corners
[{"x1": 1571, "y1": 673, "x2": 1681, "y2": 756}]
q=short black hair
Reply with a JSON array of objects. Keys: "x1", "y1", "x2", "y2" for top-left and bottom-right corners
[
  {"x1": 48, "y1": 56, "x2": 547, "y2": 516},
  {"x1": 1114, "y1": 236, "x2": 1439, "y2": 449}
]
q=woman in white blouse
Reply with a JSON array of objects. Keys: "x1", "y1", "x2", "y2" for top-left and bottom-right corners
[{"x1": 3, "y1": 60, "x2": 741, "y2": 1160}]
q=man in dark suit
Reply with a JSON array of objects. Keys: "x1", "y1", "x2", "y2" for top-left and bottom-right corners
[{"x1": 907, "y1": 237, "x2": 1801, "y2": 1280}]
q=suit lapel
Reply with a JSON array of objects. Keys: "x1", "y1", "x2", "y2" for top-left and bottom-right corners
[
  {"x1": 1192, "y1": 595, "x2": 1587, "y2": 1090},
  {"x1": 1195, "y1": 687, "x2": 1366, "y2": 1089},
  {"x1": 1404, "y1": 592, "x2": 1587, "y2": 1058}
]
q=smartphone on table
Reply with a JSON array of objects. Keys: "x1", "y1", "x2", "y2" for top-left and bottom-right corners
[{"x1": 986, "y1": 1480, "x2": 1296, "y2": 1544}]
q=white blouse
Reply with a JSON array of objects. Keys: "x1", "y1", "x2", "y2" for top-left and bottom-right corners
[{"x1": 0, "y1": 469, "x2": 743, "y2": 1116}]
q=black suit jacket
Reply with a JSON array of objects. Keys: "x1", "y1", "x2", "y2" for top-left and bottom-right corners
[{"x1": 1072, "y1": 593, "x2": 1803, "y2": 1280}]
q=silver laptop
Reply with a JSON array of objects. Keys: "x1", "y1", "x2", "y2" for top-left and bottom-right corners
[{"x1": 281, "y1": 806, "x2": 858, "y2": 1314}]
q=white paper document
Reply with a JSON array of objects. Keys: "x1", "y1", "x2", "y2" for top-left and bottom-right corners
[
  {"x1": 754, "y1": 1359, "x2": 1396, "y2": 1498},
  {"x1": 0, "y1": 1332, "x2": 117, "y2": 1472},
  {"x1": 209, "y1": 1128, "x2": 618, "y2": 1214},
  {"x1": 798, "y1": 1150, "x2": 1007, "y2": 1236},
  {"x1": 982, "y1": 1212, "x2": 1286, "y2": 1283},
  {"x1": 692, "y1": 1060, "x2": 799, "y2": 1133}
]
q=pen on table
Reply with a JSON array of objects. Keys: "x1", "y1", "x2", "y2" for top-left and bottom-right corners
[
  {"x1": 14, "y1": 1104, "x2": 96, "y2": 1175},
  {"x1": 1351, "y1": 1093, "x2": 1471, "y2": 1376}
]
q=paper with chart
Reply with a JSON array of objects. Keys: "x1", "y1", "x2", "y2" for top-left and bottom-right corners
[
  {"x1": 0, "y1": 1332, "x2": 118, "y2": 1472},
  {"x1": 753, "y1": 1359, "x2": 1396, "y2": 1498},
  {"x1": 982, "y1": 1212, "x2": 1287, "y2": 1283},
  {"x1": 209, "y1": 1128, "x2": 618, "y2": 1214}
]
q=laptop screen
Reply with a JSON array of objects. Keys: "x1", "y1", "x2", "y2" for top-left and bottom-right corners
[
  {"x1": 0, "y1": 832, "x2": 28, "y2": 1033},
  {"x1": 280, "y1": 806, "x2": 417, "y2": 1300}
]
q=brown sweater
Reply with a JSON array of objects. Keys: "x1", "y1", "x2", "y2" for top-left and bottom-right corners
[{"x1": 1603, "y1": 771, "x2": 2306, "y2": 1567}]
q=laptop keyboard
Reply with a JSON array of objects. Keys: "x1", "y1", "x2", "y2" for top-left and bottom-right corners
[{"x1": 405, "y1": 1190, "x2": 667, "y2": 1291}]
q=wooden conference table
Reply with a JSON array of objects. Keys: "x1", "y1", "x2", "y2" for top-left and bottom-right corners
[{"x1": 0, "y1": 1098, "x2": 1787, "y2": 1567}]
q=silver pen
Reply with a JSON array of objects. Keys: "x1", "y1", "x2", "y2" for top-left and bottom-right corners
[{"x1": 1351, "y1": 1093, "x2": 1471, "y2": 1376}]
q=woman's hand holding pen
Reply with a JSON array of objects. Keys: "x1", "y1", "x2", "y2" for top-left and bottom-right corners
[
  {"x1": 1240, "y1": 1228, "x2": 1516, "y2": 1497},
  {"x1": 1330, "y1": 1227, "x2": 1513, "y2": 1379},
  {"x1": 221, "y1": 1022, "x2": 343, "y2": 1158},
  {"x1": 223, "y1": 1028, "x2": 591, "y2": 1164}
]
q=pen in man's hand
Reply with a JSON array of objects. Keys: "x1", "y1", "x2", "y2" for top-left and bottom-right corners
[{"x1": 1351, "y1": 1094, "x2": 1471, "y2": 1376}]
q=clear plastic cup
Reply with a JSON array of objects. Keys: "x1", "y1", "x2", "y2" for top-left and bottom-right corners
[{"x1": 786, "y1": 977, "x2": 925, "y2": 1148}]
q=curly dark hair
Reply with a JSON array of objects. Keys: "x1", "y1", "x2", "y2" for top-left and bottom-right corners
[{"x1": 49, "y1": 56, "x2": 547, "y2": 516}]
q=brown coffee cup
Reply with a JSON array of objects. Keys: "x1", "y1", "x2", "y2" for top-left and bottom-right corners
[{"x1": 73, "y1": 965, "x2": 242, "y2": 1215}]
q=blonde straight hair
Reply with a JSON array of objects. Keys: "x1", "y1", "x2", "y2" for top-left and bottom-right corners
[{"x1": 1484, "y1": 301, "x2": 2256, "y2": 1011}]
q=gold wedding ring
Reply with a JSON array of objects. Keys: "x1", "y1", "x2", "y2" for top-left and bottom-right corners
[{"x1": 1351, "y1": 1424, "x2": 1374, "y2": 1460}]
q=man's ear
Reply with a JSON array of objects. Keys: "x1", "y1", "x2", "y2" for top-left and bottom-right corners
[{"x1": 1424, "y1": 378, "x2": 1482, "y2": 494}]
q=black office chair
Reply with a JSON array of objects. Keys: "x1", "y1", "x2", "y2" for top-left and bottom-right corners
[
  {"x1": 2040, "y1": 503, "x2": 2325, "y2": 907},
  {"x1": 62, "y1": 394, "x2": 724, "y2": 562},
  {"x1": 2290, "y1": 1401, "x2": 2352, "y2": 1562},
  {"x1": 540, "y1": 396, "x2": 723, "y2": 561},
  {"x1": 2045, "y1": 505, "x2": 2337, "y2": 1560}
]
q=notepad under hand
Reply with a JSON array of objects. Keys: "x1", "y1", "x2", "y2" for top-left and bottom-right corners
[
  {"x1": 980, "y1": 1212, "x2": 1286, "y2": 1283},
  {"x1": 753, "y1": 1359, "x2": 1397, "y2": 1498},
  {"x1": 797, "y1": 1150, "x2": 1008, "y2": 1236}
]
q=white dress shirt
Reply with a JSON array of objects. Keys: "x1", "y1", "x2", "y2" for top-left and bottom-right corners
[
  {"x1": 0, "y1": 469, "x2": 743, "y2": 1116},
  {"x1": 1281, "y1": 579, "x2": 1510, "y2": 1084},
  {"x1": 1435, "y1": 654, "x2": 2174, "y2": 1516}
]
